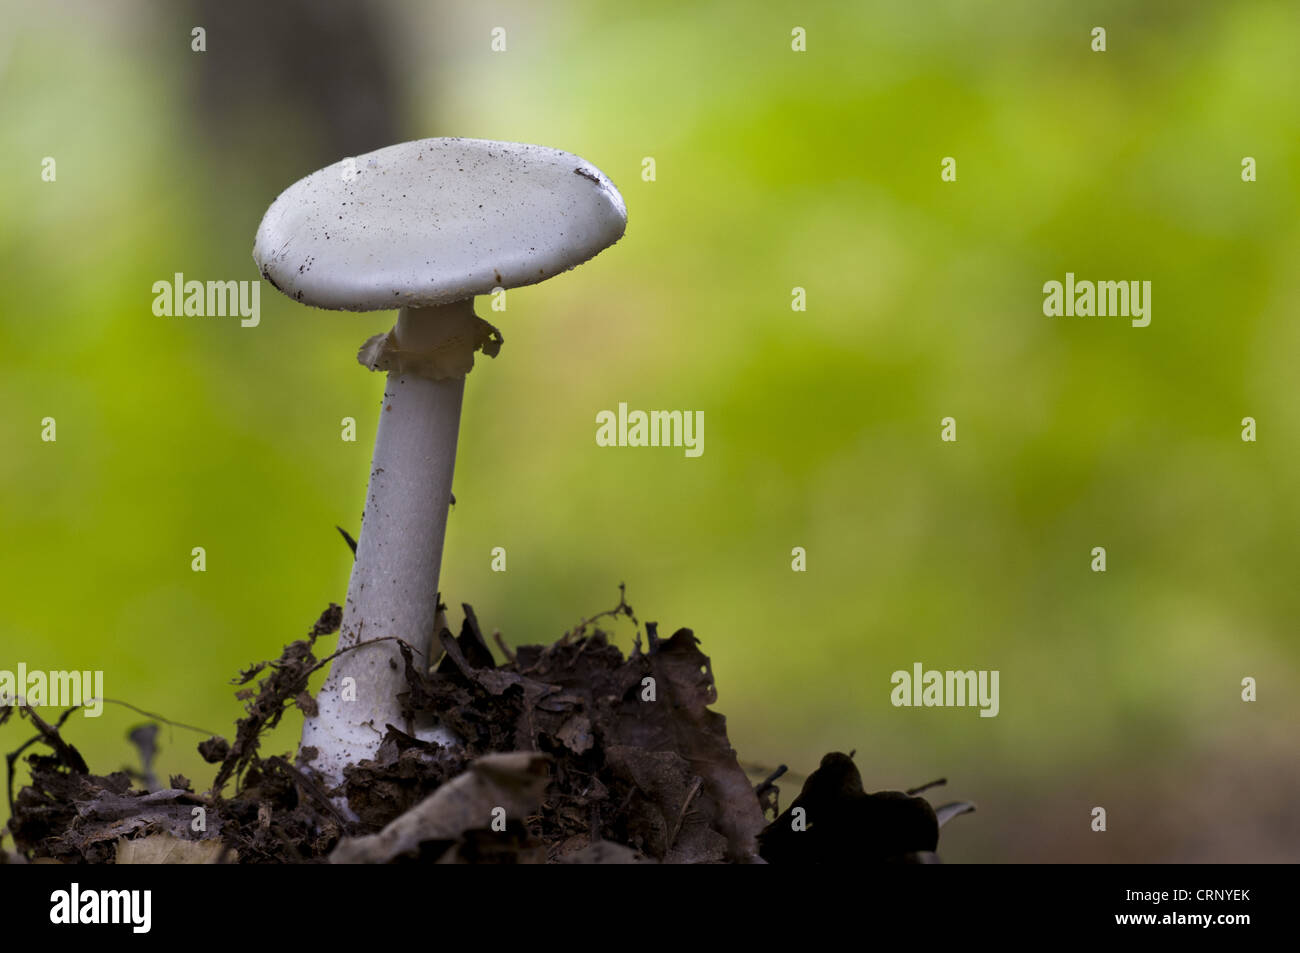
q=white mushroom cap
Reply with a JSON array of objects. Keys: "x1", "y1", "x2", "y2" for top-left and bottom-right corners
[{"x1": 253, "y1": 137, "x2": 627, "y2": 311}]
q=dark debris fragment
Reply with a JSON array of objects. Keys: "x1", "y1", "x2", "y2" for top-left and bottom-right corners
[{"x1": 757, "y1": 752, "x2": 972, "y2": 864}]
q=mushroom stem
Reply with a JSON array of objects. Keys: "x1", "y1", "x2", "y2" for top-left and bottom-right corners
[{"x1": 301, "y1": 301, "x2": 480, "y2": 794}]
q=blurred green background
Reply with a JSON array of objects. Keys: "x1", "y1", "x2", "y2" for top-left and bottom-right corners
[{"x1": 2, "y1": 0, "x2": 1297, "y2": 861}]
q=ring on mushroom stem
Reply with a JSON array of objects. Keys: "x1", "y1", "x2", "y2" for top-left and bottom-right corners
[{"x1": 252, "y1": 138, "x2": 627, "y2": 808}]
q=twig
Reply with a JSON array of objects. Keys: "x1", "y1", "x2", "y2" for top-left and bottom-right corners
[
  {"x1": 5, "y1": 705, "x2": 87, "y2": 819},
  {"x1": 307, "y1": 633, "x2": 426, "y2": 677},
  {"x1": 667, "y1": 776, "x2": 704, "y2": 850},
  {"x1": 98, "y1": 698, "x2": 216, "y2": 736},
  {"x1": 906, "y1": 778, "x2": 947, "y2": 796},
  {"x1": 741, "y1": 760, "x2": 807, "y2": 788},
  {"x1": 265, "y1": 756, "x2": 352, "y2": 831},
  {"x1": 754, "y1": 764, "x2": 787, "y2": 798},
  {"x1": 566, "y1": 582, "x2": 638, "y2": 639}
]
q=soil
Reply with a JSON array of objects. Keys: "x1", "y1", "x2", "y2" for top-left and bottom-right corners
[{"x1": 1, "y1": 590, "x2": 971, "y2": 864}]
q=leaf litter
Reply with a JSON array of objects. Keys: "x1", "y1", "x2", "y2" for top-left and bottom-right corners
[{"x1": 2, "y1": 589, "x2": 974, "y2": 864}]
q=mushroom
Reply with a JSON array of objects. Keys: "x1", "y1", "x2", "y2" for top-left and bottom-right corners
[{"x1": 252, "y1": 138, "x2": 627, "y2": 798}]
